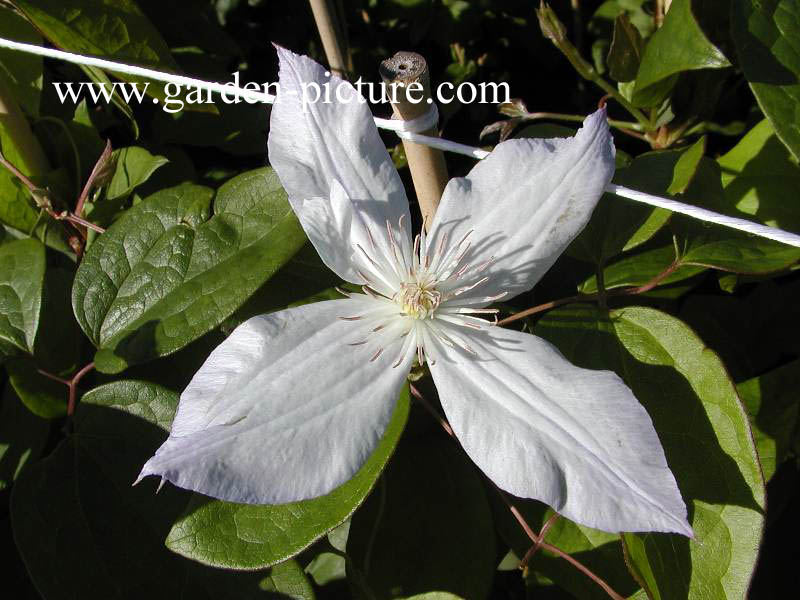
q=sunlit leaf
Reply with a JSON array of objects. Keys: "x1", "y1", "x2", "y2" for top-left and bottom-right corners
[
  {"x1": 732, "y1": 0, "x2": 800, "y2": 160},
  {"x1": 72, "y1": 168, "x2": 306, "y2": 373},
  {"x1": 0, "y1": 238, "x2": 45, "y2": 356},
  {"x1": 633, "y1": 0, "x2": 730, "y2": 106},
  {"x1": 737, "y1": 359, "x2": 800, "y2": 481},
  {"x1": 537, "y1": 305, "x2": 765, "y2": 600}
]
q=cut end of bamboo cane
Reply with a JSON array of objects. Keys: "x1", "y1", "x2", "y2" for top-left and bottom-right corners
[{"x1": 379, "y1": 51, "x2": 428, "y2": 85}]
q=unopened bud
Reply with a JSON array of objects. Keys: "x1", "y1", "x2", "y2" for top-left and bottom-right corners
[{"x1": 536, "y1": 2, "x2": 567, "y2": 44}]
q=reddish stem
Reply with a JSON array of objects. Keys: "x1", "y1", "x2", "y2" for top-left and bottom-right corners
[
  {"x1": 497, "y1": 294, "x2": 596, "y2": 326},
  {"x1": 410, "y1": 383, "x2": 454, "y2": 437},
  {"x1": 537, "y1": 540, "x2": 626, "y2": 600},
  {"x1": 498, "y1": 260, "x2": 681, "y2": 327},
  {"x1": 75, "y1": 139, "x2": 112, "y2": 219},
  {"x1": 37, "y1": 362, "x2": 95, "y2": 416},
  {"x1": 57, "y1": 212, "x2": 105, "y2": 234},
  {"x1": 520, "y1": 512, "x2": 560, "y2": 567}
]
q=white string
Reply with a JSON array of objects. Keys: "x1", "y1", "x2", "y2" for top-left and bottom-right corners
[
  {"x1": 1, "y1": 37, "x2": 799, "y2": 248},
  {"x1": 373, "y1": 105, "x2": 439, "y2": 133},
  {"x1": 607, "y1": 185, "x2": 800, "y2": 247}
]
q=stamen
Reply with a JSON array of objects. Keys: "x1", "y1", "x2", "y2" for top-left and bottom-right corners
[
  {"x1": 365, "y1": 225, "x2": 376, "y2": 251},
  {"x1": 437, "y1": 232, "x2": 448, "y2": 257},
  {"x1": 356, "y1": 269, "x2": 373, "y2": 285},
  {"x1": 339, "y1": 315, "x2": 363, "y2": 321},
  {"x1": 385, "y1": 218, "x2": 406, "y2": 275},
  {"x1": 349, "y1": 340, "x2": 368, "y2": 346},
  {"x1": 474, "y1": 256, "x2": 494, "y2": 273},
  {"x1": 335, "y1": 286, "x2": 352, "y2": 298},
  {"x1": 484, "y1": 291, "x2": 508, "y2": 302},
  {"x1": 370, "y1": 348, "x2": 383, "y2": 362},
  {"x1": 436, "y1": 313, "x2": 484, "y2": 330},
  {"x1": 452, "y1": 276, "x2": 490, "y2": 296},
  {"x1": 357, "y1": 243, "x2": 383, "y2": 271}
]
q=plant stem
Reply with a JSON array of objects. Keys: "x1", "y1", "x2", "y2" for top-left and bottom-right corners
[
  {"x1": 497, "y1": 294, "x2": 597, "y2": 326},
  {"x1": 0, "y1": 149, "x2": 105, "y2": 238},
  {"x1": 536, "y1": 2, "x2": 650, "y2": 129},
  {"x1": 519, "y1": 111, "x2": 644, "y2": 132},
  {"x1": 38, "y1": 362, "x2": 95, "y2": 416},
  {"x1": 497, "y1": 259, "x2": 683, "y2": 327}
]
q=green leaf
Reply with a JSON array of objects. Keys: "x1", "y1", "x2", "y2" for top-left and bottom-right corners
[
  {"x1": 671, "y1": 154, "x2": 800, "y2": 274},
  {"x1": 717, "y1": 119, "x2": 800, "y2": 232},
  {"x1": 633, "y1": 0, "x2": 730, "y2": 106},
  {"x1": 346, "y1": 436, "x2": 495, "y2": 600},
  {"x1": 5, "y1": 358, "x2": 66, "y2": 418},
  {"x1": 165, "y1": 385, "x2": 411, "y2": 570},
  {"x1": 0, "y1": 94, "x2": 71, "y2": 254},
  {"x1": 10, "y1": 379, "x2": 272, "y2": 599},
  {"x1": 305, "y1": 552, "x2": 346, "y2": 587},
  {"x1": 0, "y1": 6, "x2": 43, "y2": 117},
  {"x1": 679, "y1": 229, "x2": 800, "y2": 273},
  {"x1": 667, "y1": 136, "x2": 706, "y2": 195},
  {"x1": 106, "y1": 146, "x2": 168, "y2": 200},
  {"x1": 731, "y1": 0, "x2": 800, "y2": 160},
  {"x1": 0, "y1": 380, "x2": 49, "y2": 492},
  {"x1": 579, "y1": 245, "x2": 705, "y2": 294},
  {"x1": 226, "y1": 244, "x2": 341, "y2": 330},
  {"x1": 536, "y1": 305, "x2": 765, "y2": 600},
  {"x1": 72, "y1": 168, "x2": 306, "y2": 373},
  {"x1": 0, "y1": 238, "x2": 45, "y2": 355},
  {"x1": 11, "y1": 0, "x2": 213, "y2": 113},
  {"x1": 736, "y1": 359, "x2": 800, "y2": 481},
  {"x1": 34, "y1": 267, "x2": 83, "y2": 376},
  {"x1": 260, "y1": 560, "x2": 315, "y2": 599},
  {"x1": 607, "y1": 13, "x2": 644, "y2": 82}
]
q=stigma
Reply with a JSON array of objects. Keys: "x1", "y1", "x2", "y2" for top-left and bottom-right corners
[
  {"x1": 398, "y1": 281, "x2": 441, "y2": 318},
  {"x1": 339, "y1": 215, "x2": 508, "y2": 367}
]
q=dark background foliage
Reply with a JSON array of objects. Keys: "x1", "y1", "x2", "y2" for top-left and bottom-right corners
[{"x1": 1, "y1": 0, "x2": 798, "y2": 598}]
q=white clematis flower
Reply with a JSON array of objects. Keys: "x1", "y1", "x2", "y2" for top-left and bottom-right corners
[{"x1": 138, "y1": 48, "x2": 692, "y2": 536}]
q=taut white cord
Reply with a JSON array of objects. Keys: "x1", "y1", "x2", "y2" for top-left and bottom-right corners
[
  {"x1": 607, "y1": 185, "x2": 800, "y2": 248},
  {"x1": 0, "y1": 37, "x2": 275, "y2": 103},
  {"x1": 1, "y1": 37, "x2": 799, "y2": 249}
]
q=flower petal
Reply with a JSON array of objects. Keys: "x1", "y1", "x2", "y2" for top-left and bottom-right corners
[
  {"x1": 426, "y1": 108, "x2": 615, "y2": 304},
  {"x1": 138, "y1": 299, "x2": 415, "y2": 504},
  {"x1": 427, "y1": 323, "x2": 692, "y2": 535},
  {"x1": 268, "y1": 47, "x2": 410, "y2": 284}
]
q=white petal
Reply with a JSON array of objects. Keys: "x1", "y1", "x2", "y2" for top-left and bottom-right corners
[
  {"x1": 138, "y1": 299, "x2": 415, "y2": 504},
  {"x1": 427, "y1": 108, "x2": 615, "y2": 304},
  {"x1": 267, "y1": 47, "x2": 410, "y2": 283},
  {"x1": 427, "y1": 324, "x2": 692, "y2": 535}
]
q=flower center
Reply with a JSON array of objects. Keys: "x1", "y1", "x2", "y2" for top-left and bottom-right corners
[
  {"x1": 398, "y1": 281, "x2": 441, "y2": 319},
  {"x1": 340, "y1": 216, "x2": 509, "y2": 367}
]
